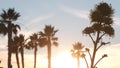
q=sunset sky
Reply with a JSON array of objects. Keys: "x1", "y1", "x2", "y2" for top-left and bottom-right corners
[{"x1": 0, "y1": 0, "x2": 120, "y2": 68}]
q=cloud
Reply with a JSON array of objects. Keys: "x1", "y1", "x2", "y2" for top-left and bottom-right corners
[
  {"x1": 60, "y1": 5, "x2": 120, "y2": 26},
  {"x1": 29, "y1": 14, "x2": 55, "y2": 24},
  {"x1": 17, "y1": 13, "x2": 56, "y2": 38},
  {"x1": 60, "y1": 5, "x2": 89, "y2": 20}
]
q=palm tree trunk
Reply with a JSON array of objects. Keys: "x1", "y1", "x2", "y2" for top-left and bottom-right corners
[
  {"x1": 20, "y1": 47, "x2": 24, "y2": 68},
  {"x1": 16, "y1": 51, "x2": 20, "y2": 68},
  {"x1": 48, "y1": 37, "x2": 51, "y2": 68},
  {"x1": 8, "y1": 45, "x2": 12, "y2": 68},
  {"x1": 8, "y1": 23, "x2": 12, "y2": 68},
  {"x1": 34, "y1": 47, "x2": 37, "y2": 68},
  {"x1": 8, "y1": 46, "x2": 12, "y2": 68},
  {"x1": 77, "y1": 57, "x2": 80, "y2": 68}
]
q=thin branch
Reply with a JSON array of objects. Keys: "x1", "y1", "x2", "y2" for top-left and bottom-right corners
[
  {"x1": 96, "y1": 44, "x2": 103, "y2": 51},
  {"x1": 88, "y1": 51, "x2": 92, "y2": 61},
  {"x1": 84, "y1": 56, "x2": 89, "y2": 68},
  {"x1": 85, "y1": 48, "x2": 92, "y2": 62},
  {"x1": 96, "y1": 42, "x2": 110, "y2": 51},
  {"x1": 94, "y1": 54, "x2": 107, "y2": 67},
  {"x1": 88, "y1": 34, "x2": 95, "y2": 44},
  {"x1": 95, "y1": 32, "x2": 106, "y2": 52},
  {"x1": 98, "y1": 33, "x2": 106, "y2": 41}
]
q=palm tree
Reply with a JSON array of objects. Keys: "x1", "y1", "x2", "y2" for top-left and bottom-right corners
[
  {"x1": 82, "y1": 2, "x2": 114, "y2": 68},
  {"x1": 39, "y1": 25, "x2": 58, "y2": 68},
  {"x1": 0, "y1": 8, "x2": 20, "y2": 68},
  {"x1": 12, "y1": 35, "x2": 20, "y2": 68},
  {"x1": 18, "y1": 34, "x2": 25, "y2": 68},
  {"x1": 12, "y1": 34, "x2": 25, "y2": 68},
  {"x1": 71, "y1": 42, "x2": 84, "y2": 68},
  {"x1": 27, "y1": 33, "x2": 39, "y2": 68}
]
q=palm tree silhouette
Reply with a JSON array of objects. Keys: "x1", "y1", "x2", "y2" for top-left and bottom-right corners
[
  {"x1": 71, "y1": 42, "x2": 84, "y2": 68},
  {"x1": 19, "y1": 34, "x2": 26, "y2": 68},
  {"x1": 12, "y1": 35, "x2": 20, "y2": 68},
  {"x1": 0, "y1": 8, "x2": 20, "y2": 68},
  {"x1": 12, "y1": 34, "x2": 25, "y2": 68},
  {"x1": 39, "y1": 25, "x2": 58, "y2": 68},
  {"x1": 82, "y1": 2, "x2": 114, "y2": 68},
  {"x1": 18, "y1": 34, "x2": 25, "y2": 68},
  {"x1": 27, "y1": 33, "x2": 39, "y2": 68}
]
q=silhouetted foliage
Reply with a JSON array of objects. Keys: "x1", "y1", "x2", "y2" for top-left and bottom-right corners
[
  {"x1": 19, "y1": 34, "x2": 25, "y2": 68},
  {"x1": 0, "y1": 8, "x2": 20, "y2": 68},
  {"x1": 12, "y1": 35, "x2": 20, "y2": 68},
  {"x1": 71, "y1": 42, "x2": 84, "y2": 68},
  {"x1": 82, "y1": 2, "x2": 114, "y2": 68},
  {"x1": 11, "y1": 34, "x2": 26, "y2": 68},
  {"x1": 26, "y1": 33, "x2": 39, "y2": 68},
  {"x1": 39, "y1": 25, "x2": 58, "y2": 68}
]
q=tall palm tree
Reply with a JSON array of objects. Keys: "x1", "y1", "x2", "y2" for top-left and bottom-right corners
[
  {"x1": 82, "y1": 2, "x2": 114, "y2": 68},
  {"x1": 27, "y1": 33, "x2": 39, "y2": 68},
  {"x1": 71, "y1": 42, "x2": 84, "y2": 68},
  {"x1": 12, "y1": 35, "x2": 20, "y2": 68},
  {"x1": 18, "y1": 34, "x2": 25, "y2": 68},
  {"x1": 0, "y1": 8, "x2": 20, "y2": 68},
  {"x1": 39, "y1": 25, "x2": 58, "y2": 68},
  {"x1": 12, "y1": 34, "x2": 25, "y2": 68}
]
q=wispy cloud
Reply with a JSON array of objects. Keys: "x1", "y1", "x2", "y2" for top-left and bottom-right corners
[
  {"x1": 17, "y1": 13, "x2": 56, "y2": 37},
  {"x1": 60, "y1": 5, "x2": 120, "y2": 26},
  {"x1": 29, "y1": 13, "x2": 55, "y2": 24},
  {"x1": 60, "y1": 5, "x2": 89, "y2": 20}
]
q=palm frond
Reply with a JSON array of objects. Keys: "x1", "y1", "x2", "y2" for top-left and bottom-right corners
[
  {"x1": 12, "y1": 24, "x2": 20, "y2": 34},
  {"x1": 52, "y1": 29, "x2": 58, "y2": 36},
  {"x1": 39, "y1": 32, "x2": 46, "y2": 37},
  {"x1": 0, "y1": 8, "x2": 20, "y2": 21},
  {"x1": 73, "y1": 42, "x2": 84, "y2": 50},
  {"x1": 0, "y1": 23, "x2": 7, "y2": 35},
  {"x1": 0, "y1": 9, "x2": 8, "y2": 20},
  {"x1": 52, "y1": 37, "x2": 58, "y2": 41},
  {"x1": 15, "y1": 24, "x2": 21, "y2": 30},
  {"x1": 53, "y1": 41, "x2": 58, "y2": 47},
  {"x1": 38, "y1": 37, "x2": 47, "y2": 47}
]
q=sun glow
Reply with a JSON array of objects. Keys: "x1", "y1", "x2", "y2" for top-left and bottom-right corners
[
  {"x1": 52, "y1": 51, "x2": 87, "y2": 68},
  {"x1": 0, "y1": 50, "x2": 88, "y2": 68}
]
